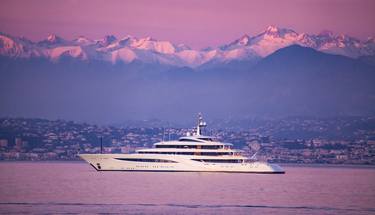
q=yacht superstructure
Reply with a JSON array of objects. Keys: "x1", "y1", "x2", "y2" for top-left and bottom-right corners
[{"x1": 79, "y1": 114, "x2": 285, "y2": 173}]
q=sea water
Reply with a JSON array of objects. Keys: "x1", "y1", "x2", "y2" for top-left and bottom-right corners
[{"x1": 0, "y1": 162, "x2": 374, "y2": 214}]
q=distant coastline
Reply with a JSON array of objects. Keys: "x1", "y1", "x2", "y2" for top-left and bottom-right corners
[{"x1": 1, "y1": 117, "x2": 374, "y2": 165}]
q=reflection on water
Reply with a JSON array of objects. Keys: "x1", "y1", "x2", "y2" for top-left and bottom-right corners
[{"x1": 0, "y1": 162, "x2": 374, "y2": 214}]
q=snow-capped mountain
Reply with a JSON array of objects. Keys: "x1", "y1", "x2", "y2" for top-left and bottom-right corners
[
  {"x1": 220, "y1": 26, "x2": 375, "y2": 58},
  {"x1": 38, "y1": 34, "x2": 67, "y2": 47},
  {"x1": 1, "y1": 26, "x2": 374, "y2": 67},
  {"x1": 0, "y1": 33, "x2": 44, "y2": 58}
]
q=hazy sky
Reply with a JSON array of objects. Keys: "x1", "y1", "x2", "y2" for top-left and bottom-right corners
[{"x1": 1, "y1": 0, "x2": 375, "y2": 49}]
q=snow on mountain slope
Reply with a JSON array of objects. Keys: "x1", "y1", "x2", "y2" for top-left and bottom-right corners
[
  {"x1": 38, "y1": 34, "x2": 68, "y2": 47},
  {"x1": 220, "y1": 26, "x2": 375, "y2": 58},
  {"x1": 315, "y1": 33, "x2": 367, "y2": 58},
  {"x1": 176, "y1": 50, "x2": 206, "y2": 66},
  {"x1": 0, "y1": 33, "x2": 44, "y2": 58},
  {"x1": 73, "y1": 36, "x2": 95, "y2": 46},
  {"x1": 0, "y1": 27, "x2": 374, "y2": 67},
  {"x1": 97, "y1": 35, "x2": 194, "y2": 65},
  {"x1": 248, "y1": 26, "x2": 303, "y2": 57},
  {"x1": 49, "y1": 46, "x2": 90, "y2": 61},
  {"x1": 0, "y1": 34, "x2": 25, "y2": 57},
  {"x1": 220, "y1": 26, "x2": 303, "y2": 57},
  {"x1": 97, "y1": 35, "x2": 117, "y2": 47},
  {"x1": 220, "y1": 34, "x2": 251, "y2": 50},
  {"x1": 128, "y1": 37, "x2": 177, "y2": 54},
  {"x1": 110, "y1": 47, "x2": 136, "y2": 63},
  {"x1": 222, "y1": 48, "x2": 259, "y2": 61},
  {"x1": 112, "y1": 47, "x2": 184, "y2": 66}
]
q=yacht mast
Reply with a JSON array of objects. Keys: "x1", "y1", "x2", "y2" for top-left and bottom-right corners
[{"x1": 196, "y1": 113, "x2": 207, "y2": 136}]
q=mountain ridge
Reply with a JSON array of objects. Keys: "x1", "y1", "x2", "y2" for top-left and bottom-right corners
[{"x1": 1, "y1": 26, "x2": 375, "y2": 68}]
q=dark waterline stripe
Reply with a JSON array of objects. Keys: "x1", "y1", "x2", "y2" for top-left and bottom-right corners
[
  {"x1": 95, "y1": 169, "x2": 286, "y2": 174},
  {"x1": 0, "y1": 202, "x2": 374, "y2": 213},
  {"x1": 87, "y1": 165, "x2": 285, "y2": 174}
]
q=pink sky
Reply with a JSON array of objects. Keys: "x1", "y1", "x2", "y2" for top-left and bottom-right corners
[{"x1": 0, "y1": 0, "x2": 374, "y2": 49}]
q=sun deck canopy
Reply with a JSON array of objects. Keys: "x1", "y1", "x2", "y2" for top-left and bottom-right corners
[
  {"x1": 153, "y1": 138, "x2": 233, "y2": 146},
  {"x1": 178, "y1": 135, "x2": 217, "y2": 142}
]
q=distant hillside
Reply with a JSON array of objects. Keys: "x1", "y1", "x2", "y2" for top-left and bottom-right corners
[
  {"x1": 0, "y1": 45, "x2": 374, "y2": 123},
  {"x1": 241, "y1": 45, "x2": 375, "y2": 116}
]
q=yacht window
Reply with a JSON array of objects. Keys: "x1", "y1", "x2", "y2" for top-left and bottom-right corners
[
  {"x1": 191, "y1": 159, "x2": 243, "y2": 163},
  {"x1": 176, "y1": 152, "x2": 195, "y2": 155},
  {"x1": 115, "y1": 158, "x2": 177, "y2": 163},
  {"x1": 179, "y1": 139, "x2": 201, "y2": 142},
  {"x1": 201, "y1": 145, "x2": 221, "y2": 149},
  {"x1": 200, "y1": 152, "x2": 232, "y2": 156},
  {"x1": 197, "y1": 138, "x2": 214, "y2": 141},
  {"x1": 156, "y1": 145, "x2": 198, "y2": 149},
  {"x1": 138, "y1": 151, "x2": 232, "y2": 156},
  {"x1": 156, "y1": 145, "x2": 222, "y2": 149}
]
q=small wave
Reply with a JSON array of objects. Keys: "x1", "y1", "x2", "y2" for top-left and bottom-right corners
[{"x1": 0, "y1": 202, "x2": 374, "y2": 213}]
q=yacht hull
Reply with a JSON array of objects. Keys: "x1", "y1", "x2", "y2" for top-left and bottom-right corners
[{"x1": 79, "y1": 154, "x2": 285, "y2": 174}]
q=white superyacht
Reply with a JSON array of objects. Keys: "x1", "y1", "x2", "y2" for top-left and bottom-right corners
[{"x1": 80, "y1": 114, "x2": 285, "y2": 173}]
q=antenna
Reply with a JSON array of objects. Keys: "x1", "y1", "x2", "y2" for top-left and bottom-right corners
[
  {"x1": 168, "y1": 128, "x2": 171, "y2": 141},
  {"x1": 162, "y1": 127, "x2": 165, "y2": 142},
  {"x1": 100, "y1": 136, "x2": 103, "y2": 154}
]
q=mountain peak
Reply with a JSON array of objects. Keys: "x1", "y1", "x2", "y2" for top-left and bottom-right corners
[
  {"x1": 38, "y1": 34, "x2": 65, "y2": 46},
  {"x1": 76, "y1": 35, "x2": 90, "y2": 40},
  {"x1": 336, "y1": 34, "x2": 358, "y2": 43},
  {"x1": 318, "y1": 30, "x2": 334, "y2": 38},
  {"x1": 238, "y1": 34, "x2": 250, "y2": 45},
  {"x1": 103, "y1": 35, "x2": 117, "y2": 43},
  {"x1": 140, "y1": 36, "x2": 156, "y2": 42},
  {"x1": 47, "y1": 34, "x2": 59, "y2": 42},
  {"x1": 47, "y1": 34, "x2": 65, "y2": 43},
  {"x1": 263, "y1": 26, "x2": 296, "y2": 37},
  {"x1": 266, "y1": 25, "x2": 279, "y2": 33},
  {"x1": 74, "y1": 35, "x2": 93, "y2": 45},
  {"x1": 120, "y1": 35, "x2": 132, "y2": 40},
  {"x1": 219, "y1": 34, "x2": 251, "y2": 50}
]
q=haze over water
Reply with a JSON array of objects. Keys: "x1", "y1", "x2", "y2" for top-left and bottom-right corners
[{"x1": 0, "y1": 162, "x2": 374, "y2": 214}]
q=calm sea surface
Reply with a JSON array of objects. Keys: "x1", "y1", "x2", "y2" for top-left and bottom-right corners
[{"x1": 0, "y1": 162, "x2": 374, "y2": 215}]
